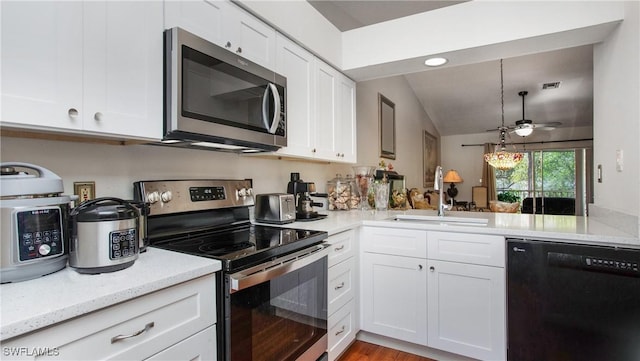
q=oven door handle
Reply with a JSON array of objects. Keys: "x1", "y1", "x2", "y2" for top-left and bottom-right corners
[{"x1": 229, "y1": 243, "x2": 329, "y2": 293}]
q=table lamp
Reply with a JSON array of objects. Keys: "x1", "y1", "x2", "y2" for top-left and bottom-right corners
[{"x1": 443, "y1": 169, "x2": 463, "y2": 202}]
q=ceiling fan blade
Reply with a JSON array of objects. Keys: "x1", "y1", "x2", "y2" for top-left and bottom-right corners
[{"x1": 533, "y1": 121, "x2": 562, "y2": 128}]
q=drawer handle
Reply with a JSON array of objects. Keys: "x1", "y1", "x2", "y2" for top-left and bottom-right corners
[
  {"x1": 335, "y1": 282, "x2": 345, "y2": 290},
  {"x1": 111, "y1": 322, "x2": 155, "y2": 344},
  {"x1": 335, "y1": 325, "x2": 346, "y2": 336},
  {"x1": 334, "y1": 245, "x2": 345, "y2": 251}
]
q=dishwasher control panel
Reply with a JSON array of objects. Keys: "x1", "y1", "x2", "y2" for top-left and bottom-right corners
[{"x1": 584, "y1": 256, "x2": 639, "y2": 274}]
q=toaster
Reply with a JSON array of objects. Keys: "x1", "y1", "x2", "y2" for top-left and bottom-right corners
[{"x1": 254, "y1": 193, "x2": 296, "y2": 224}]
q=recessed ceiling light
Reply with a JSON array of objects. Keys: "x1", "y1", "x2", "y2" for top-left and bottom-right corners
[{"x1": 424, "y1": 57, "x2": 448, "y2": 67}]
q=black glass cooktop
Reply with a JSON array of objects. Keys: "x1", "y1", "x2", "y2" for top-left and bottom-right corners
[{"x1": 151, "y1": 224, "x2": 327, "y2": 272}]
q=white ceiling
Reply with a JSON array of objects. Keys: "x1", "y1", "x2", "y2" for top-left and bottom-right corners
[{"x1": 308, "y1": 1, "x2": 594, "y2": 136}]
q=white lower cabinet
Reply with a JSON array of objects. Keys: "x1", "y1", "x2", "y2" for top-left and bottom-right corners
[
  {"x1": 426, "y1": 232, "x2": 506, "y2": 361},
  {"x1": 326, "y1": 230, "x2": 358, "y2": 361},
  {"x1": 1, "y1": 274, "x2": 217, "y2": 360},
  {"x1": 359, "y1": 227, "x2": 506, "y2": 361},
  {"x1": 427, "y1": 259, "x2": 505, "y2": 361},
  {"x1": 361, "y1": 252, "x2": 428, "y2": 346}
]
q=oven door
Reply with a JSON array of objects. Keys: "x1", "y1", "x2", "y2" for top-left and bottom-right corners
[{"x1": 225, "y1": 244, "x2": 329, "y2": 361}]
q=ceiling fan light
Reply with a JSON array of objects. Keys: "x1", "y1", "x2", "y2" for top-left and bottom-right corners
[{"x1": 514, "y1": 125, "x2": 534, "y2": 137}]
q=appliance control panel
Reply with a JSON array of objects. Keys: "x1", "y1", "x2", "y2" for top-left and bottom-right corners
[
  {"x1": 16, "y1": 207, "x2": 64, "y2": 262},
  {"x1": 109, "y1": 229, "x2": 137, "y2": 259},
  {"x1": 585, "y1": 256, "x2": 639, "y2": 275},
  {"x1": 134, "y1": 179, "x2": 254, "y2": 216}
]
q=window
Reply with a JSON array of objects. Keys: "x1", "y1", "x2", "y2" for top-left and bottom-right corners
[{"x1": 496, "y1": 150, "x2": 577, "y2": 201}]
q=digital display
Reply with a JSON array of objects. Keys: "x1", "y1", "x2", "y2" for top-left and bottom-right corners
[
  {"x1": 190, "y1": 186, "x2": 226, "y2": 202},
  {"x1": 16, "y1": 208, "x2": 64, "y2": 261}
]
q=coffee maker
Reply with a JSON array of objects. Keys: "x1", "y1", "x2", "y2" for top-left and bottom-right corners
[{"x1": 286, "y1": 173, "x2": 326, "y2": 221}]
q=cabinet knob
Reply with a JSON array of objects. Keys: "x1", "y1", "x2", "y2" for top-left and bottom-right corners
[
  {"x1": 430, "y1": 266, "x2": 435, "y2": 272},
  {"x1": 236, "y1": 47, "x2": 242, "y2": 54},
  {"x1": 68, "y1": 108, "x2": 79, "y2": 119},
  {"x1": 418, "y1": 264, "x2": 423, "y2": 270},
  {"x1": 225, "y1": 41, "x2": 232, "y2": 48},
  {"x1": 312, "y1": 148, "x2": 316, "y2": 153},
  {"x1": 94, "y1": 112, "x2": 104, "y2": 121}
]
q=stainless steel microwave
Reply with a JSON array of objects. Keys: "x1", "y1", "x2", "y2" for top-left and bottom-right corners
[{"x1": 163, "y1": 27, "x2": 286, "y2": 152}]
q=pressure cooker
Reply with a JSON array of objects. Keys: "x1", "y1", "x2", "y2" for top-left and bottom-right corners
[
  {"x1": 0, "y1": 162, "x2": 71, "y2": 283},
  {"x1": 69, "y1": 198, "x2": 141, "y2": 274}
]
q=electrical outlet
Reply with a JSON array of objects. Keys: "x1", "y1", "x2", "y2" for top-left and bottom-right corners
[{"x1": 74, "y1": 181, "x2": 96, "y2": 203}]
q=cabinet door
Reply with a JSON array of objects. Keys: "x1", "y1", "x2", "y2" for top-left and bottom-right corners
[
  {"x1": 361, "y1": 253, "x2": 427, "y2": 345},
  {"x1": 275, "y1": 34, "x2": 316, "y2": 158},
  {"x1": 145, "y1": 325, "x2": 216, "y2": 360},
  {"x1": 427, "y1": 260, "x2": 506, "y2": 360},
  {"x1": 1, "y1": 1, "x2": 83, "y2": 130},
  {"x1": 227, "y1": 3, "x2": 276, "y2": 69},
  {"x1": 314, "y1": 61, "x2": 338, "y2": 160},
  {"x1": 83, "y1": 1, "x2": 163, "y2": 140},
  {"x1": 335, "y1": 74, "x2": 357, "y2": 163},
  {"x1": 164, "y1": 0, "x2": 227, "y2": 47}
]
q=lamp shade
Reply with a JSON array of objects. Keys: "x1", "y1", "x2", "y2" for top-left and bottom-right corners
[{"x1": 443, "y1": 170, "x2": 463, "y2": 183}]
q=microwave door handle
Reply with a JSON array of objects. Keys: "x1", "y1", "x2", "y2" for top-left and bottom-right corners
[{"x1": 261, "y1": 83, "x2": 281, "y2": 134}]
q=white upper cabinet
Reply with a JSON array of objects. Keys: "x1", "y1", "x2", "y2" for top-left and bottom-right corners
[
  {"x1": 1, "y1": 2, "x2": 84, "y2": 131},
  {"x1": 275, "y1": 36, "x2": 357, "y2": 163},
  {"x1": 275, "y1": 34, "x2": 315, "y2": 156},
  {"x1": 1, "y1": 1, "x2": 163, "y2": 140},
  {"x1": 164, "y1": 0, "x2": 276, "y2": 69}
]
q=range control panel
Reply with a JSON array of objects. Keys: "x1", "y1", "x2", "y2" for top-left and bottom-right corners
[
  {"x1": 16, "y1": 208, "x2": 65, "y2": 262},
  {"x1": 133, "y1": 179, "x2": 254, "y2": 216}
]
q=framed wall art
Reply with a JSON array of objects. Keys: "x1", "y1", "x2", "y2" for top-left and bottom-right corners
[
  {"x1": 423, "y1": 130, "x2": 438, "y2": 188},
  {"x1": 379, "y1": 93, "x2": 396, "y2": 159}
]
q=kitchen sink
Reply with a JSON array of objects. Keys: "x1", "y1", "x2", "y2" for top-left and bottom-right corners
[{"x1": 391, "y1": 214, "x2": 489, "y2": 226}]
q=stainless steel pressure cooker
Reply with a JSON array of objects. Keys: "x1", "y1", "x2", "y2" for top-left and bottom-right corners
[
  {"x1": 69, "y1": 198, "x2": 140, "y2": 274},
  {"x1": 0, "y1": 162, "x2": 71, "y2": 283}
]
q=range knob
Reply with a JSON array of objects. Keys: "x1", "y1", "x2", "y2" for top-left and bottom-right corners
[
  {"x1": 147, "y1": 191, "x2": 160, "y2": 204},
  {"x1": 237, "y1": 188, "x2": 247, "y2": 197},
  {"x1": 38, "y1": 244, "x2": 51, "y2": 256},
  {"x1": 160, "y1": 191, "x2": 173, "y2": 203}
]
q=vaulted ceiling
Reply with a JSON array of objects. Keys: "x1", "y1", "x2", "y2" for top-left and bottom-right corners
[{"x1": 308, "y1": 1, "x2": 593, "y2": 136}]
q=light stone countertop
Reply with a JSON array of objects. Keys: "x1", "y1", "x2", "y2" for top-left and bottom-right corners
[
  {"x1": 259, "y1": 209, "x2": 640, "y2": 248},
  {"x1": 0, "y1": 248, "x2": 221, "y2": 341}
]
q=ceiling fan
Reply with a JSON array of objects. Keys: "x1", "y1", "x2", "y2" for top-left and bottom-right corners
[
  {"x1": 486, "y1": 90, "x2": 562, "y2": 136},
  {"x1": 511, "y1": 91, "x2": 562, "y2": 136}
]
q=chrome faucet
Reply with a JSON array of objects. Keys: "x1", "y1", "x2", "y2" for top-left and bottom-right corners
[{"x1": 434, "y1": 166, "x2": 451, "y2": 217}]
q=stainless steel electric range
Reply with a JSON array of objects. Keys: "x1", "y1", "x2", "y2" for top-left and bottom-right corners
[{"x1": 134, "y1": 179, "x2": 329, "y2": 361}]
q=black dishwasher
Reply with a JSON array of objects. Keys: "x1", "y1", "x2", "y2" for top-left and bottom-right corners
[{"x1": 507, "y1": 238, "x2": 640, "y2": 361}]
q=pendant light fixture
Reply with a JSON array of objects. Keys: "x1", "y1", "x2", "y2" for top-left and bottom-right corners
[{"x1": 484, "y1": 59, "x2": 524, "y2": 170}]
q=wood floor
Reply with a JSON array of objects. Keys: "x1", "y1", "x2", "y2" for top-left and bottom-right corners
[{"x1": 337, "y1": 341, "x2": 436, "y2": 361}]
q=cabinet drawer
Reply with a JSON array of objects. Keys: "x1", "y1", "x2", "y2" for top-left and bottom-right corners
[
  {"x1": 328, "y1": 257, "x2": 355, "y2": 314},
  {"x1": 328, "y1": 299, "x2": 356, "y2": 361},
  {"x1": 327, "y1": 229, "x2": 356, "y2": 267},
  {"x1": 361, "y1": 227, "x2": 427, "y2": 258},
  {"x1": 427, "y1": 231, "x2": 505, "y2": 267},
  {"x1": 1, "y1": 274, "x2": 216, "y2": 360},
  {"x1": 145, "y1": 325, "x2": 216, "y2": 360}
]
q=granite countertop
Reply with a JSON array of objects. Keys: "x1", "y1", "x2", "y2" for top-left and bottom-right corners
[
  {"x1": 0, "y1": 248, "x2": 221, "y2": 341},
  {"x1": 258, "y1": 209, "x2": 640, "y2": 248}
]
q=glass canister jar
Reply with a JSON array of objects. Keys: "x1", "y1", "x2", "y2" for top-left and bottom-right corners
[
  {"x1": 345, "y1": 174, "x2": 360, "y2": 209},
  {"x1": 327, "y1": 174, "x2": 351, "y2": 211}
]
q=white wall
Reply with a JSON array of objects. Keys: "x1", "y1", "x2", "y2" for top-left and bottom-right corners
[
  {"x1": 590, "y1": 1, "x2": 640, "y2": 236},
  {"x1": 0, "y1": 137, "x2": 353, "y2": 200},
  {"x1": 356, "y1": 76, "x2": 438, "y2": 190},
  {"x1": 593, "y1": 1, "x2": 640, "y2": 219},
  {"x1": 440, "y1": 127, "x2": 594, "y2": 202}
]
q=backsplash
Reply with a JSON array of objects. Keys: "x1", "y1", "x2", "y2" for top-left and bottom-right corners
[{"x1": 0, "y1": 137, "x2": 353, "y2": 199}]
